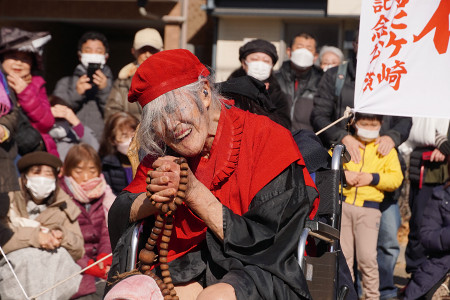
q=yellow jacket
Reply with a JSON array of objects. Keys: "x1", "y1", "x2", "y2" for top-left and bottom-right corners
[{"x1": 341, "y1": 140, "x2": 403, "y2": 207}]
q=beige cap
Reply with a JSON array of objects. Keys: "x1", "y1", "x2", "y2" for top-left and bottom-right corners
[{"x1": 133, "y1": 28, "x2": 163, "y2": 51}]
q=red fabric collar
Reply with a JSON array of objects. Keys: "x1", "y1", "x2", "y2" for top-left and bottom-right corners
[{"x1": 125, "y1": 105, "x2": 318, "y2": 261}]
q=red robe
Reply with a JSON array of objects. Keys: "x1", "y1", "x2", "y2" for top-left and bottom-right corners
[{"x1": 125, "y1": 104, "x2": 318, "y2": 263}]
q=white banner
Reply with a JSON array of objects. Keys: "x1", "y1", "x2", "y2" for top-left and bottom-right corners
[{"x1": 355, "y1": 0, "x2": 450, "y2": 119}]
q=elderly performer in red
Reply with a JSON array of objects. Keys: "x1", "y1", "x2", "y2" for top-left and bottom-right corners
[{"x1": 105, "y1": 49, "x2": 319, "y2": 300}]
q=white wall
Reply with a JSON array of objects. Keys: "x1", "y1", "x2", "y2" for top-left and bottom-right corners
[{"x1": 215, "y1": 17, "x2": 284, "y2": 82}]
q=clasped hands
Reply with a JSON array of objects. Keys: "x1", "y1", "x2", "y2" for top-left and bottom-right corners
[
  {"x1": 344, "y1": 170, "x2": 373, "y2": 187},
  {"x1": 39, "y1": 228, "x2": 63, "y2": 251},
  {"x1": 146, "y1": 156, "x2": 197, "y2": 206}
]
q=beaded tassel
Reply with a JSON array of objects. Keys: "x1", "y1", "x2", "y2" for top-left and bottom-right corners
[{"x1": 138, "y1": 158, "x2": 189, "y2": 300}]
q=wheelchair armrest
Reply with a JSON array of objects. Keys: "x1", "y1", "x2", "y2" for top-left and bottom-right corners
[
  {"x1": 305, "y1": 220, "x2": 340, "y2": 243},
  {"x1": 126, "y1": 221, "x2": 144, "y2": 272}
]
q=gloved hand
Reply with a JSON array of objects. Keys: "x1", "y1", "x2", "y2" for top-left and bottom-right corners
[{"x1": 84, "y1": 259, "x2": 108, "y2": 279}]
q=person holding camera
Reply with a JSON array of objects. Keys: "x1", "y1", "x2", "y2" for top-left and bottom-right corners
[{"x1": 53, "y1": 31, "x2": 113, "y2": 141}]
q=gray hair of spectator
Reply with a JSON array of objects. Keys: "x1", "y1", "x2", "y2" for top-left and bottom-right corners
[
  {"x1": 318, "y1": 46, "x2": 344, "y2": 64},
  {"x1": 138, "y1": 75, "x2": 221, "y2": 157}
]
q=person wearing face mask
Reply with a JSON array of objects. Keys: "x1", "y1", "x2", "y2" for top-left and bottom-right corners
[
  {"x1": 60, "y1": 143, "x2": 115, "y2": 300},
  {"x1": 105, "y1": 28, "x2": 162, "y2": 122},
  {"x1": 317, "y1": 45, "x2": 344, "y2": 72},
  {"x1": 228, "y1": 39, "x2": 290, "y2": 128},
  {"x1": 274, "y1": 33, "x2": 323, "y2": 132},
  {"x1": 49, "y1": 95, "x2": 99, "y2": 160},
  {"x1": 99, "y1": 112, "x2": 139, "y2": 195},
  {"x1": 53, "y1": 31, "x2": 113, "y2": 141},
  {"x1": 339, "y1": 113, "x2": 403, "y2": 300},
  {"x1": 0, "y1": 151, "x2": 84, "y2": 299},
  {"x1": 311, "y1": 30, "x2": 412, "y2": 300}
]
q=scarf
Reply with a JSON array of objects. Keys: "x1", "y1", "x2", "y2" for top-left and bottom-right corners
[
  {"x1": 0, "y1": 72, "x2": 11, "y2": 118},
  {"x1": 64, "y1": 175, "x2": 106, "y2": 204}
]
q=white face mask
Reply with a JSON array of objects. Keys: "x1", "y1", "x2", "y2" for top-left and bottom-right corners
[
  {"x1": 355, "y1": 124, "x2": 380, "y2": 142},
  {"x1": 80, "y1": 53, "x2": 106, "y2": 68},
  {"x1": 290, "y1": 48, "x2": 314, "y2": 68},
  {"x1": 245, "y1": 60, "x2": 272, "y2": 81},
  {"x1": 116, "y1": 138, "x2": 132, "y2": 156},
  {"x1": 26, "y1": 176, "x2": 56, "y2": 201}
]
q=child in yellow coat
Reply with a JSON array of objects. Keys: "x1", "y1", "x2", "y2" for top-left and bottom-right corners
[{"x1": 340, "y1": 112, "x2": 403, "y2": 300}]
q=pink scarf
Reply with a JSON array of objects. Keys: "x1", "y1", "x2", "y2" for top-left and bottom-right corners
[{"x1": 64, "y1": 175, "x2": 116, "y2": 223}]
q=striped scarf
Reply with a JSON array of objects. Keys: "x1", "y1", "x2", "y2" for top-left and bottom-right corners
[{"x1": 64, "y1": 175, "x2": 106, "y2": 204}]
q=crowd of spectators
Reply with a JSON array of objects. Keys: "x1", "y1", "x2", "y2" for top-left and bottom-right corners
[{"x1": 0, "y1": 24, "x2": 448, "y2": 300}]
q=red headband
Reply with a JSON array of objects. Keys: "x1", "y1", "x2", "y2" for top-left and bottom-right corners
[{"x1": 128, "y1": 49, "x2": 210, "y2": 108}]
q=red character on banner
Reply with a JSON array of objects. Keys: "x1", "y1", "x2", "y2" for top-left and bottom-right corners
[
  {"x1": 363, "y1": 72, "x2": 376, "y2": 92},
  {"x1": 377, "y1": 60, "x2": 407, "y2": 90},
  {"x1": 395, "y1": 0, "x2": 409, "y2": 8},
  {"x1": 370, "y1": 41, "x2": 385, "y2": 63},
  {"x1": 414, "y1": 0, "x2": 450, "y2": 54},
  {"x1": 386, "y1": 31, "x2": 407, "y2": 57},
  {"x1": 372, "y1": 15, "x2": 390, "y2": 41},
  {"x1": 373, "y1": 0, "x2": 393, "y2": 13},
  {"x1": 392, "y1": 10, "x2": 407, "y2": 30}
]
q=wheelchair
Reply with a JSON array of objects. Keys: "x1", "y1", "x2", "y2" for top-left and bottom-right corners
[{"x1": 114, "y1": 142, "x2": 352, "y2": 300}]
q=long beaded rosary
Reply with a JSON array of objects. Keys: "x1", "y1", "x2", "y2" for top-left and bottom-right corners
[{"x1": 137, "y1": 158, "x2": 189, "y2": 300}]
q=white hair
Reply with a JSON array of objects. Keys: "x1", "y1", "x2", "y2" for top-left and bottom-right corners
[
  {"x1": 318, "y1": 45, "x2": 344, "y2": 64},
  {"x1": 138, "y1": 75, "x2": 221, "y2": 157}
]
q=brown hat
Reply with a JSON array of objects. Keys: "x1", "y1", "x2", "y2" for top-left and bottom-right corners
[
  {"x1": 0, "y1": 27, "x2": 51, "y2": 55},
  {"x1": 17, "y1": 151, "x2": 62, "y2": 173}
]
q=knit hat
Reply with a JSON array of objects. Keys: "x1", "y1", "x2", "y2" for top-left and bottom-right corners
[
  {"x1": 0, "y1": 27, "x2": 51, "y2": 55},
  {"x1": 319, "y1": 45, "x2": 344, "y2": 63},
  {"x1": 17, "y1": 151, "x2": 62, "y2": 173},
  {"x1": 239, "y1": 39, "x2": 278, "y2": 65},
  {"x1": 133, "y1": 28, "x2": 163, "y2": 51},
  {"x1": 128, "y1": 49, "x2": 210, "y2": 108}
]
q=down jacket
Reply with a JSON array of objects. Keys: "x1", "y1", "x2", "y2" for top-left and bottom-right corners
[
  {"x1": 404, "y1": 185, "x2": 450, "y2": 299},
  {"x1": 17, "y1": 76, "x2": 58, "y2": 156}
]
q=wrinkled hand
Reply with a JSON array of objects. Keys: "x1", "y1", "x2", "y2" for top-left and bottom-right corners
[
  {"x1": 39, "y1": 231, "x2": 61, "y2": 250},
  {"x1": 76, "y1": 75, "x2": 92, "y2": 95},
  {"x1": 355, "y1": 172, "x2": 373, "y2": 187},
  {"x1": 375, "y1": 135, "x2": 395, "y2": 156},
  {"x1": 430, "y1": 148, "x2": 446, "y2": 162},
  {"x1": 342, "y1": 135, "x2": 365, "y2": 164},
  {"x1": 51, "y1": 104, "x2": 80, "y2": 126},
  {"x1": 7, "y1": 73, "x2": 28, "y2": 94},
  {"x1": 147, "y1": 156, "x2": 182, "y2": 203},
  {"x1": 93, "y1": 69, "x2": 108, "y2": 90},
  {"x1": 344, "y1": 170, "x2": 359, "y2": 186}
]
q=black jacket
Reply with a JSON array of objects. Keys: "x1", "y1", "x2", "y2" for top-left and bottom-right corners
[
  {"x1": 228, "y1": 68, "x2": 291, "y2": 129},
  {"x1": 311, "y1": 59, "x2": 412, "y2": 148},
  {"x1": 102, "y1": 154, "x2": 129, "y2": 196},
  {"x1": 274, "y1": 61, "x2": 323, "y2": 132}
]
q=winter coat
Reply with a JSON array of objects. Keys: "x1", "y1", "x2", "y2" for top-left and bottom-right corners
[
  {"x1": 49, "y1": 119, "x2": 99, "y2": 161},
  {"x1": 102, "y1": 154, "x2": 130, "y2": 196},
  {"x1": 311, "y1": 59, "x2": 412, "y2": 148},
  {"x1": 340, "y1": 140, "x2": 403, "y2": 207},
  {"x1": 53, "y1": 64, "x2": 113, "y2": 140},
  {"x1": 60, "y1": 179, "x2": 112, "y2": 298},
  {"x1": 404, "y1": 185, "x2": 450, "y2": 299},
  {"x1": 228, "y1": 67, "x2": 291, "y2": 129},
  {"x1": 274, "y1": 61, "x2": 323, "y2": 131},
  {"x1": 16, "y1": 76, "x2": 58, "y2": 156},
  {"x1": 0, "y1": 75, "x2": 19, "y2": 193},
  {"x1": 3, "y1": 187, "x2": 85, "y2": 260},
  {"x1": 104, "y1": 62, "x2": 142, "y2": 121}
]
